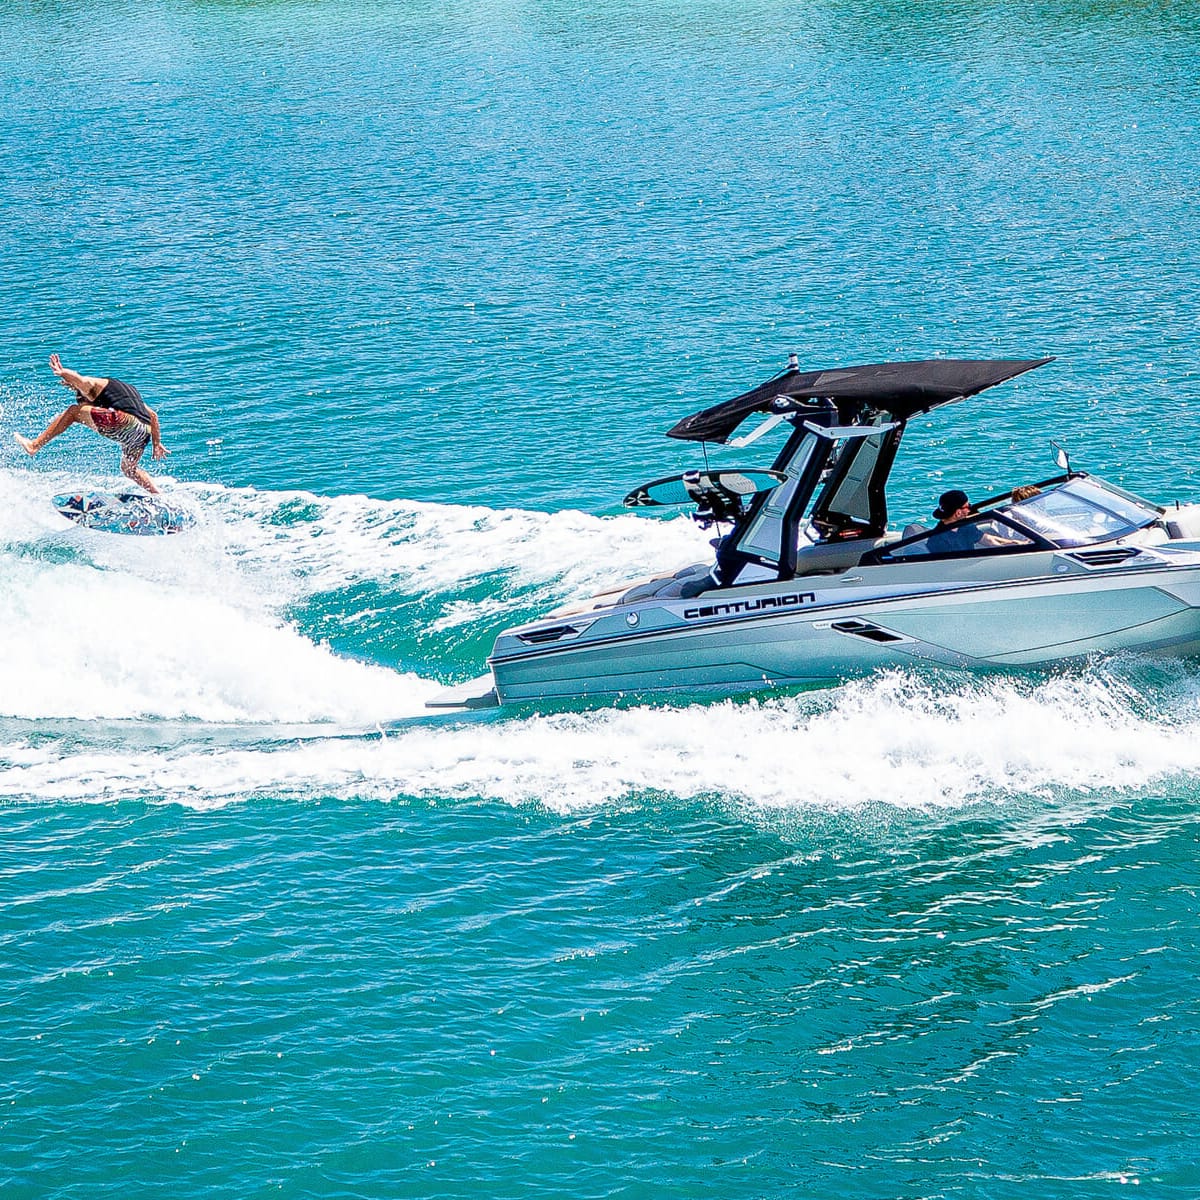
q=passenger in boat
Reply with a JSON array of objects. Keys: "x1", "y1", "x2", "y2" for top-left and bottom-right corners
[
  {"x1": 1011, "y1": 485, "x2": 1042, "y2": 502},
  {"x1": 14, "y1": 354, "x2": 169, "y2": 493}
]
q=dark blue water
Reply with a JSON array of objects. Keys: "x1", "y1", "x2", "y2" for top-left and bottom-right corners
[{"x1": 4, "y1": 2, "x2": 1200, "y2": 1195}]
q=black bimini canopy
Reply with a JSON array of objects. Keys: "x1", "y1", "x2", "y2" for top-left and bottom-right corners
[{"x1": 667, "y1": 357, "x2": 1054, "y2": 444}]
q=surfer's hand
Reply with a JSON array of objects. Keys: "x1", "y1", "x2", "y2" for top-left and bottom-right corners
[{"x1": 153, "y1": 443, "x2": 170, "y2": 460}]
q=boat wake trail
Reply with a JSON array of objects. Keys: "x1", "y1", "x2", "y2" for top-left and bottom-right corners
[
  {"x1": 4, "y1": 661, "x2": 1200, "y2": 813},
  {"x1": 0, "y1": 467, "x2": 706, "y2": 724},
  {"x1": 4, "y1": 467, "x2": 1199, "y2": 815},
  {"x1": 0, "y1": 471, "x2": 438, "y2": 723}
]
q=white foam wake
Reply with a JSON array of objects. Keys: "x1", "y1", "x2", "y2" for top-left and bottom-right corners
[
  {"x1": 4, "y1": 669, "x2": 1199, "y2": 811},
  {"x1": 0, "y1": 466, "x2": 711, "y2": 722},
  {"x1": 0, "y1": 554, "x2": 437, "y2": 721},
  {"x1": 188, "y1": 478, "x2": 712, "y2": 614},
  {"x1": 0, "y1": 468, "x2": 433, "y2": 722}
]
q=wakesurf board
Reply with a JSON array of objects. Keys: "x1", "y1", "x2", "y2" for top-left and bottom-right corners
[{"x1": 53, "y1": 491, "x2": 194, "y2": 536}]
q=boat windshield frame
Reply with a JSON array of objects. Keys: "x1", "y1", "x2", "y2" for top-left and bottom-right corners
[
  {"x1": 863, "y1": 475, "x2": 1162, "y2": 565},
  {"x1": 998, "y1": 476, "x2": 1161, "y2": 548}
]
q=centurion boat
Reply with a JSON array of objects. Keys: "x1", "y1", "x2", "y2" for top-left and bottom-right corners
[{"x1": 430, "y1": 355, "x2": 1200, "y2": 709}]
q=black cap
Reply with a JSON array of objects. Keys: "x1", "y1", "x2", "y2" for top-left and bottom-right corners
[{"x1": 933, "y1": 489, "x2": 970, "y2": 520}]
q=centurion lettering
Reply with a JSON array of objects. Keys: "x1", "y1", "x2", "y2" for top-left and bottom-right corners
[{"x1": 683, "y1": 592, "x2": 816, "y2": 620}]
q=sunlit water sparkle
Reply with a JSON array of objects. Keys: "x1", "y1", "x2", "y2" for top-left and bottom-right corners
[{"x1": 4, "y1": 2, "x2": 1200, "y2": 1196}]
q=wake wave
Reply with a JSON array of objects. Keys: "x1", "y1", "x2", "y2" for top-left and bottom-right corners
[
  {"x1": 0, "y1": 465, "x2": 707, "y2": 722},
  {"x1": 0, "y1": 554, "x2": 436, "y2": 722},
  {"x1": 4, "y1": 666, "x2": 1200, "y2": 811},
  {"x1": 6, "y1": 465, "x2": 1200, "y2": 815},
  {"x1": 186, "y1": 477, "x2": 711, "y2": 614}
]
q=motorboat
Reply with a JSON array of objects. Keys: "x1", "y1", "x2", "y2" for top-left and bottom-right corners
[{"x1": 430, "y1": 355, "x2": 1200, "y2": 709}]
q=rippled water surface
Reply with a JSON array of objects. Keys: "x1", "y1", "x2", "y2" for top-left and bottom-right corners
[{"x1": 4, "y1": 2, "x2": 1200, "y2": 1196}]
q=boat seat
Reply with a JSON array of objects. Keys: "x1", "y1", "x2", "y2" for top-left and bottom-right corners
[
  {"x1": 619, "y1": 562, "x2": 713, "y2": 603},
  {"x1": 1166, "y1": 504, "x2": 1200, "y2": 540},
  {"x1": 794, "y1": 534, "x2": 899, "y2": 576}
]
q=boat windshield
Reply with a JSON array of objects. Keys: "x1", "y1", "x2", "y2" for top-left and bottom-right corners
[{"x1": 1000, "y1": 477, "x2": 1159, "y2": 548}]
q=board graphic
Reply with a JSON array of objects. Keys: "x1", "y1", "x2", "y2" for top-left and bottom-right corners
[{"x1": 54, "y1": 491, "x2": 194, "y2": 536}]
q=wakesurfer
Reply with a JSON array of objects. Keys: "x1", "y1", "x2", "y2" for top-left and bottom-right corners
[{"x1": 14, "y1": 354, "x2": 169, "y2": 493}]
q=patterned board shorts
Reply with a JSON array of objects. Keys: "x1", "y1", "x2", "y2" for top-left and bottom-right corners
[{"x1": 90, "y1": 407, "x2": 151, "y2": 460}]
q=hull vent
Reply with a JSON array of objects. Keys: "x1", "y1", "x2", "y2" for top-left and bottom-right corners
[
  {"x1": 1069, "y1": 547, "x2": 1141, "y2": 567},
  {"x1": 516, "y1": 624, "x2": 585, "y2": 646},
  {"x1": 831, "y1": 619, "x2": 906, "y2": 644}
]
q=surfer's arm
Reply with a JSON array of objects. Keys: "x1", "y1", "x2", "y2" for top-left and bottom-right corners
[
  {"x1": 147, "y1": 408, "x2": 169, "y2": 459},
  {"x1": 48, "y1": 354, "x2": 105, "y2": 398}
]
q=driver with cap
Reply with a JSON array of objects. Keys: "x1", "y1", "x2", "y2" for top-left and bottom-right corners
[{"x1": 926, "y1": 488, "x2": 985, "y2": 553}]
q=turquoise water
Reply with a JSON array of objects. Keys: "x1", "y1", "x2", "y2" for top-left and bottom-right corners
[{"x1": 4, "y1": 2, "x2": 1200, "y2": 1195}]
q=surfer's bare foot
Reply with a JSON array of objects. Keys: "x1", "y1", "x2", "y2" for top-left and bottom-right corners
[{"x1": 13, "y1": 433, "x2": 37, "y2": 455}]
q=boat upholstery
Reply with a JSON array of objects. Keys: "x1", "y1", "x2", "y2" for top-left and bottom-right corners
[
  {"x1": 1166, "y1": 505, "x2": 1200, "y2": 540},
  {"x1": 794, "y1": 533, "x2": 900, "y2": 576}
]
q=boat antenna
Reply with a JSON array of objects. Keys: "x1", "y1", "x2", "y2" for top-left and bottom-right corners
[
  {"x1": 700, "y1": 442, "x2": 724, "y2": 536},
  {"x1": 692, "y1": 442, "x2": 732, "y2": 538}
]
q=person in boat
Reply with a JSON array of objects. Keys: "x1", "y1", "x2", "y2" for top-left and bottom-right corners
[
  {"x1": 14, "y1": 354, "x2": 169, "y2": 494},
  {"x1": 925, "y1": 489, "x2": 977, "y2": 550},
  {"x1": 926, "y1": 487, "x2": 1030, "y2": 554}
]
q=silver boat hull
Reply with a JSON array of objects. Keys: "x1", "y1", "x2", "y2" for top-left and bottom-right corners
[{"x1": 487, "y1": 551, "x2": 1200, "y2": 704}]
